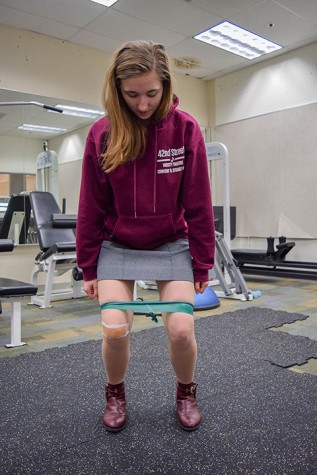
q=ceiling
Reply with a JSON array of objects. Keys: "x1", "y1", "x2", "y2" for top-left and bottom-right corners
[{"x1": 1, "y1": 0, "x2": 317, "y2": 139}]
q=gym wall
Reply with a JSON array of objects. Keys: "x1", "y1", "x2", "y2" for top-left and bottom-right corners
[{"x1": 212, "y1": 42, "x2": 317, "y2": 241}]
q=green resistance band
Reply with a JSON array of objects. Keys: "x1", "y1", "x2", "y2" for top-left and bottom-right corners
[{"x1": 100, "y1": 301, "x2": 194, "y2": 323}]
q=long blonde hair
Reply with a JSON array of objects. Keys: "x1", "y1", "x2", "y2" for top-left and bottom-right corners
[{"x1": 101, "y1": 40, "x2": 174, "y2": 173}]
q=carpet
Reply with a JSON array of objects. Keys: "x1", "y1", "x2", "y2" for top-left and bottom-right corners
[{"x1": 0, "y1": 307, "x2": 317, "y2": 475}]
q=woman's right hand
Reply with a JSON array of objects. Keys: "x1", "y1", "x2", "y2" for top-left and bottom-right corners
[{"x1": 84, "y1": 279, "x2": 98, "y2": 299}]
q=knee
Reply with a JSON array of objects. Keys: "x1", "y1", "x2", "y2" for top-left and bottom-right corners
[
  {"x1": 167, "y1": 320, "x2": 194, "y2": 346},
  {"x1": 102, "y1": 322, "x2": 129, "y2": 340},
  {"x1": 101, "y1": 309, "x2": 130, "y2": 341}
]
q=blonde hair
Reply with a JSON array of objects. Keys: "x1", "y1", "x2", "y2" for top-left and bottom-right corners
[{"x1": 101, "y1": 40, "x2": 174, "y2": 172}]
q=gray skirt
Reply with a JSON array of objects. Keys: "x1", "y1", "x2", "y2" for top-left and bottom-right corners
[{"x1": 97, "y1": 239, "x2": 194, "y2": 282}]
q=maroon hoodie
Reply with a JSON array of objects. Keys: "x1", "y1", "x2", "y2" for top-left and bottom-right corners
[{"x1": 76, "y1": 96, "x2": 215, "y2": 282}]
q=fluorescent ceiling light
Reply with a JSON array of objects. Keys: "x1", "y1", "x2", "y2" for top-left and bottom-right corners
[
  {"x1": 54, "y1": 104, "x2": 104, "y2": 119},
  {"x1": 194, "y1": 21, "x2": 283, "y2": 60},
  {"x1": 89, "y1": 0, "x2": 118, "y2": 6},
  {"x1": 18, "y1": 124, "x2": 67, "y2": 134}
]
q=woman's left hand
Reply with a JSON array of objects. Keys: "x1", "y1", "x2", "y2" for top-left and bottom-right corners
[{"x1": 194, "y1": 281, "x2": 208, "y2": 294}]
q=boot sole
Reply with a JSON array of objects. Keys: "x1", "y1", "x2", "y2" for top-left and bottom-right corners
[
  {"x1": 178, "y1": 423, "x2": 200, "y2": 431},
  {"x1": 103, "y1": 420, "x2": 127, "y2": 432}
]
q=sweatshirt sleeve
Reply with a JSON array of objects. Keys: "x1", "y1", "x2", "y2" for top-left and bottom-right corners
[
  {"x1": 179, "y1": 120, "x2": 215, "y2": 282},
  {"x1": 76, "y1": 126, "x2": 110, "y2": 281}
]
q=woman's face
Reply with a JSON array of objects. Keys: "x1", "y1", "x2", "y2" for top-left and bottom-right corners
[{"x1": 120, "y1": 70, "x2": 163, "y2": 121}]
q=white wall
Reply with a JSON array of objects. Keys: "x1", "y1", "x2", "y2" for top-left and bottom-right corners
[
  {"x1": 0, "y1": 24, "x2": 108, "y2": 107},
  {"x1": 214, "y1": 42, "x2": 317, "y2": 125},
  {"x1": 0, "y1": 135, "x2": 40, "y2": 174},
  {"x1": 212, "y1": 42, "x2": 317, "y2": 260}
]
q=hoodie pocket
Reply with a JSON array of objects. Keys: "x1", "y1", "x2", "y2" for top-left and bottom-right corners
[{"x1": 111, "y1": 213, "x2": 177, "y2": 249}]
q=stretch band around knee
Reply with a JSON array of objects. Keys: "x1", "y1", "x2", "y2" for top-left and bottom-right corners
[{"x1": 100, "y1": 301, "x2": 194, "y2": 323}]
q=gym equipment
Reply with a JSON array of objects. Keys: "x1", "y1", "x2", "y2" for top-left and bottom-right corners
[
  {"x1": 36, "y1": 142, "x2": 59, "y2": 203},
  {"x1": 0, "y1": 194, "x2": 31, "y2": 244},
  {"x1": 212, "y1": 231, "x2": 256, "y2": 301},
  {"x1": 101, "y1": 301, "x2": 194, "y2": 323},
  {"x1": 232, "y1": 236, "x2": 317, "y2": 280},
  {"x1": 205, "y1": 142, "x2": 259, "y2": 301},
  {"x1": 29, "y1": 191, "x2": 84, "y2": 308},
  {"x1": 194, "y1": 286, "x2": 220, "y2": 310},
  {"x1": 206, "y1": 142, "x2": 231, "y2": 245},
  {"x1": 213, "y1": 205, "x2": 236, "y2": 240},
  {"x1": 0, "y1": 239, "x2": 38, "y2": 347},
  {"x1": 0, "y1": 101, "x2": 62, "y2": 113},
  {"x1": 232, "y1": 236, "x2": 294, "y2": 265}
]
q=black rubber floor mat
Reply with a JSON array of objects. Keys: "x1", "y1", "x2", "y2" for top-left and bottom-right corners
[{"x1": 0, "y1": 307, "x2": 316, "y2": 474}]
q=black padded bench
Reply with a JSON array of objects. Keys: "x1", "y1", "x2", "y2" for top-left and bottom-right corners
[
  {"x1": 232, "y1": 237, "x2": 295, "y2": 266},
  {"x1": 0, "y1": 239, "x2": 37, "y2": 347},
  {"x1": 29, "y1": 191, "x2": 84, "y2": 308}
]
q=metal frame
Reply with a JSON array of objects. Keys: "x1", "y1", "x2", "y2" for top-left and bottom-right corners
[
  {"x1": 30, "y1": 251, "x2": 85, "y2": 308},
  {"x1": 212, "y1": 232, "x2": 254, "y2": 301}
]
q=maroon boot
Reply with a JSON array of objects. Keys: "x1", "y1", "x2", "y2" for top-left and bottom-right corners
[
  {"x1": 102, "y1": 382, "x2": 127, "y2": 432},
  {"x1": 176, "y1": 382, "x2": 202, "y2": 431}
]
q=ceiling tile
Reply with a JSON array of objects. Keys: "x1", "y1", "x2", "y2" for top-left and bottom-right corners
[
  {"x1": 274, "y1": 0, "x2": 317, "y2": 24},
  {"x1": 0, "y1": 0, "x2": 106, "y2": 27},
  {"x1": 231, "y1": 0, "x2": 317, "y2": 47},
  {"x1": 0, "y1": 5, "x2": 79, "y2": 40},
  {"x1": 85, "y1": 8, "x2": 186, "y2": 47},
  {"x1": 187, "y1": 0, "x2": 266, "y2": 18},
  {"x1": 0, "y1": 0, "x2": 317, "y2": 88},
  {"x1": 114, "y1": 0, "x2": 222, "y2": 36},
  {"x1": 69, "y1": 29, "x2": 121, "y2": 55}
]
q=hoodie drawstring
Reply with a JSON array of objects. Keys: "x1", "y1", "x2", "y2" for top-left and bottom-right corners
[
  {"x1": 133, "y1": 125, "x2": 158, "y2": 218},
  {"x1": 153, "y1": 126, "x2": 157, "y2": 214},
  {"x1": 133, "y1": 159, "x2": 137, "y2": 218}
]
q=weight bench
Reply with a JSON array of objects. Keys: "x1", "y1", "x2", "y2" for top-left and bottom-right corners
[
  {"x1": 232, "y1": 236, "x2": 295, "y2": 266},
  {"x1": 231, "y1": 236, "x2": 317, "y2": 280},
  {"x1": 0, "y1": 239, "x2": 37, "y2": 347},
  {"x1": 29, "y1": 191, "x2": 85, "y2": 308}
]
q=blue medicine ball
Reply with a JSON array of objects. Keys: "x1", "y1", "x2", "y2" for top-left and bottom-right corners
[{"x1": 194, "y1": 286, "x2": 220, "y2": 310}]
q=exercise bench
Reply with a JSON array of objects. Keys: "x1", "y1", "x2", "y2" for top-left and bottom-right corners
[
  {"x1": 0, "y1": 239, "x2": 37, "y2": 347},
  {"x1": 29, "y1": 191, "x2": 85, "y2": 308}
]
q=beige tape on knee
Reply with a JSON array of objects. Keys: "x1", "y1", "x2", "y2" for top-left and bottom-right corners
[{"x1": 102, "y1": 322, "x2": 129, "y2": 339}]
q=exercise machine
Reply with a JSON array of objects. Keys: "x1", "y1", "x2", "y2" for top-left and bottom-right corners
[
  {"x1": 232, "y1": 236, "x2": 317, "y2": 280},
  {"x1": 0, "y1": 239, "x2": 37, "y2": 347},
  {"x1": 29, "y1": 191, "x2": 84, "y2": 308},
  {"x1": 212, "y1": 231, "x2": 257, "y2": 301},
  {"x1": 36, "y1": 141, "x2": 59, "y2": 203},
  {"x1": 206, "y1": 142, "x2": 259, "y2": 301}
]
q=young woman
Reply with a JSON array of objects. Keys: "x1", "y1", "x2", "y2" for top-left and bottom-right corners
[{"x1": 76, "y1": 40, "x2": 215, "y2": 432}]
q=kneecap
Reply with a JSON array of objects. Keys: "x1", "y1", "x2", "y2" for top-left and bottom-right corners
[{"x1": 102, "y1": 322, "x2": 129, "y2": 339}]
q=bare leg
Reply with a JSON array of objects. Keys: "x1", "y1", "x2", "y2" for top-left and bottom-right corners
[
  {"x1": 98, "y1": 279, "x2": 134, "y2": 384},
  {"x1": 157, "y1": 280, "x2": 202, "y2": 430},
  {"x1": 157, "y1": 280, "x2": 196, "y2": 384}
]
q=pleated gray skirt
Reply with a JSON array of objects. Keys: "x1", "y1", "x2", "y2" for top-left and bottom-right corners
[{"x1": 97, "y1": 238, "x2": 194, "y2": 282}]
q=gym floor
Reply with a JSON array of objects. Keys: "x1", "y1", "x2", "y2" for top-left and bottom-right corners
[{"x1": 1, "y1": 274, "x2": 317, "y2": 377}]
